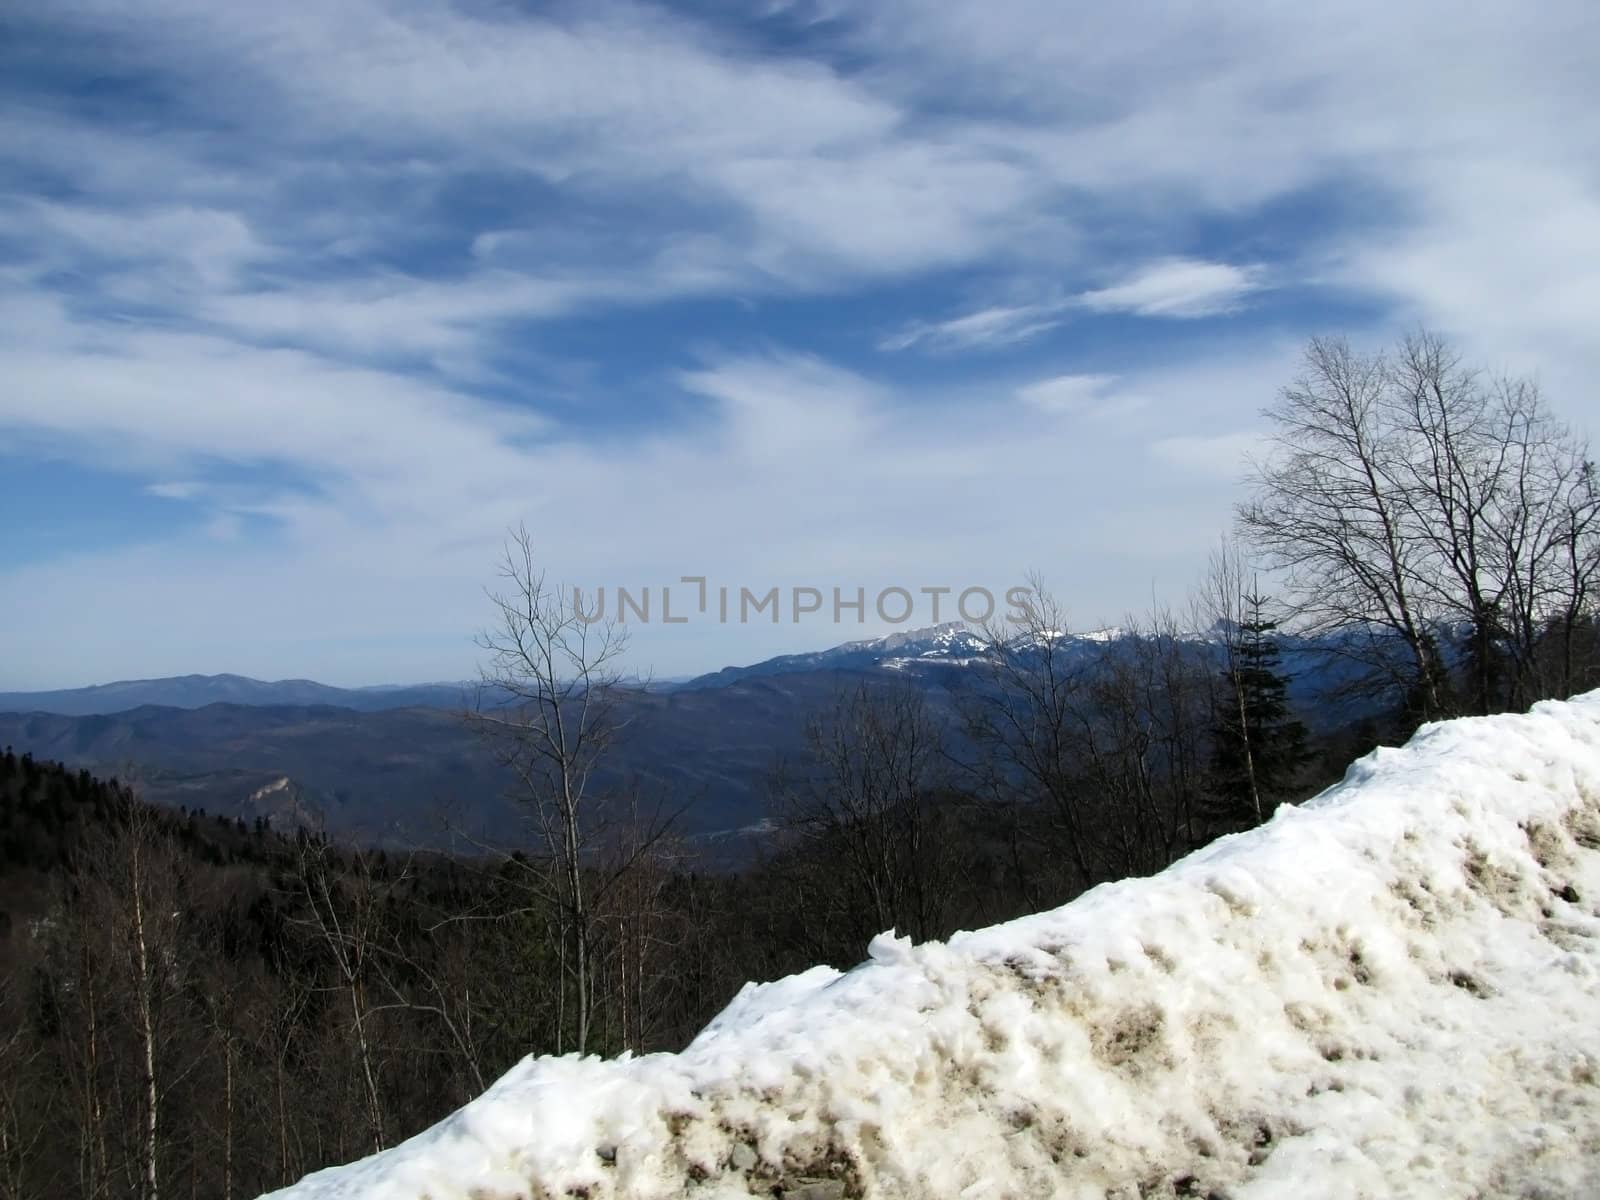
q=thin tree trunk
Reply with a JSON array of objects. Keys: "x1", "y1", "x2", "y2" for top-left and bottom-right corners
[
  {"x1": 129, "y1": 842, "x2": 160, "y2": 1200},
  {"x1": 349, "y1": 981, "x2": 385, "y2": 1153},
  {"x1": 222, "y1": 1035, "x2": 234, "y2": 1200}
]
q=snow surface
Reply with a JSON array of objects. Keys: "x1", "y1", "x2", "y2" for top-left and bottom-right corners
[{"x1": 265, "y1": 693, "x2": 1600, "y2": 1199}]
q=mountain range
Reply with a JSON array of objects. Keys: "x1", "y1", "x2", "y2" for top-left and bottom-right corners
[
  {"x1": 0, "y1": 673, "x2": 476, "y2": 716},
  {"x1": 0, "y1": 624, "x2": 1001, "y2": 715},
  {"x1": 0, "y1": 623, "x2": 1376, "y2": 853}
]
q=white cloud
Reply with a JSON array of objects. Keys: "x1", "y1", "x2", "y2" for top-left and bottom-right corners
[
  {"x1": 881, "y1": 300, "x2": 1067, "y2": 352},
  {"x1": 841, "y1": 0, "x2": 1598, "y2": 344},
  {"x1": 884, "y1": 257, "x2": 1263, "y2": 355},
  {"x1": 6, "y1": 0, "x2": 1003, "y2": 293},
  {"x1": 679, "y1": 353, "x2": 883, "y2": 464},
  {"x1": 0, "y1": 321, "x2": 546, "y2": 528},
  {"x1": 16, "y1": 200, "x2": 269, "y2": 289},
  {"x1": 1014, "y1": 373, "x2": 1141, "y2": 421},
  {"x1": 709, "y1": 144, "x2": 1036, "y2": 281},
  {"x1": 1078, "y1": 259, "x2": 1264, "y2": 319},
  {"x1": 199, "y1": 272, "x2": 573, "y2": 361},
  {"x1": 1335, "y1": 161, "x2": 1600, "y2": 394},
  {"x1": 145, "y1": 481, "x2": 206, "y2": 500},
  {"x1": 14, "y1": 0, "x2": 1590, "y2": 372},
  {"x1": 10, "y1": 0, "x2": 1597, "y2": 323}
]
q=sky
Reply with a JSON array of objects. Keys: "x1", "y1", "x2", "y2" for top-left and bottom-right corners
[{"x1": 2, "y1": 0, "x2": 1598, "y2": 689}]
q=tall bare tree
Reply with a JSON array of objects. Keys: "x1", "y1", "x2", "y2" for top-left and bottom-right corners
[
  {"x1": 293, "y1": 837, "x2": 391, "y2": 1154},
  {"x1": 1241, "y1": 331, "x2": 1600, "y2": 719},
  {"x1": 1240, "y1": 336, "x2": 1445, "y2": 716},
  {"x1": 61, "y1": 797, "x2": 190, "y2": 1200},
  {"x1": 0, "y1": 972, "x2": 49, "y2": 1200},
  {"x1": 589, "y1": 800, "x2": 683, "y2": 1054},
  {"x1": 964, "y1": 580, "x2": 1097, "y2": 899},
  {"x1": 775, "y1": 682, "x2": 959, "y2": 947},
  {"x1": 51, "y1": 883, "x2": 112, "y2": 1200},
  {"x1": 1384, "y1": 332, "x2": 1599, "y2": 710},
  {"x1": 467, "y1": 525, "x2": 642, "y2": 1054},
  {"x1": 1073, "y1": 607, "x2": 1212, "y2": 876}
]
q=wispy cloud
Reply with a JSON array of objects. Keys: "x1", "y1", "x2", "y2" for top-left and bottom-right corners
[
  {"x1": 15, "y1": 200, "x2": 269, "y2": 290},
  {"x1": 880, "y1": 300, "x2": 1068, "y2": 352},
  {"x1": 1078, "y1": 258, "x2": 1265, "y2": 318},
  {"x1": 885, "y1": 258, "x2": 1264, "y2": 353},
  {"x1": 1014, "y1": 373, "x2": 1140, "y2": 421},
  {"x1": 144, "y1": 481, "x2": 206, "y2": 501}
]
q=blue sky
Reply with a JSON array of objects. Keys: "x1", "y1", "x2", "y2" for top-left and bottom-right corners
[{"x1": 2, "y1": 0, "x2": 1598, "y2": 688}]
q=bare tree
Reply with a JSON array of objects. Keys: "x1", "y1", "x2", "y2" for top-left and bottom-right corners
[
  {"x1": 589, "y1": 797, "x2": 684, "y2": 1054},
  {"x1": 259, "y1": 957, "x2": 313, "y2": 1190},
  {"x1": 106, "y1": 803, "x2": 188, "y2": 1200},
  {"x1": 48, "y1": 797, "x2": 192, "y2": 1200},
  {"x1": 775, "y1": 682, "x2": 959, "y2": 947},
  {"x1": 1541, "y1": 462, "x2": 1600, "y2": 700},
  {"x1": 195, "y1": 958, "x2": 243, "y2": 1200},
  {"x1": 467, "y1": 525, "x2": 645, "y2": 1055},
  {"x1": 365, "y1": 897, "x2": 491, "y2": 1100},
  {"x1": 964, "y1": 579, "x2": 1097, "y2": 898},
  {"x1": 1240, "y1": 336, "x2": 1446, "y2": 717},
  {"x1": 0, "y1": 973, "x2": 50, "y2": 1200},
  {"x1": 293, "y1": 837, "x2": 390, "y2": 1154},
  {"x1": 1073, "y1": 608, "x2": 1211, "y2": 876},
  {"x1": 1136, "y1": 603, "x2": 1215, "y2": 851},
  {"x1": 1241, "y1": 331, "x2": 1600, "y2": 719},
  {"x1": 50, "y1": 883, "x2": 112, "y2": 1200},
  {"x1": 961, "y1": 578, "x2": 1215, "y2": 900},
  {"x1": 1383, "y1": 333, "x2": 1599, "y2": 710}
]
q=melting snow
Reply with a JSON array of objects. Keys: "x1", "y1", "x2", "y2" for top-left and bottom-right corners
[{"x1": 266, "y1": 693, "x2": 1600, "y2": 1199}]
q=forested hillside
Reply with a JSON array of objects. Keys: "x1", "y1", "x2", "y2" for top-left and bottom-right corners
[
  {"x1": 267, "y1": 691, "x2": 1600, "y2": 1200},
  {"x1": 0, "y1": 661, "x2": 1357, "y2": 1200}
]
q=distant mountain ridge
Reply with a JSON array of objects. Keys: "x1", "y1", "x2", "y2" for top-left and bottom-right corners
[
  {"x1": 0, "y1": 622, "x2": 1389, "y2": 851},
  {"x1": 0, "y1": 671, "x2": 886, "y2": 848},
  {"x1": 2, "y1": 626, "x2": 1000, "y2": 715},
  {"x1": 0, "y1": 673, "x2": 476, "y2": 716},
  {"x1": 0, "y1": 620, "x2": 1374, "y2": 718}
]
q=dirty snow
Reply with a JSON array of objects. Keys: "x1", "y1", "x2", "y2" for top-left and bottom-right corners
[{"x1": 265, "y1": 693, "x2": 1600, "y2": 1199}]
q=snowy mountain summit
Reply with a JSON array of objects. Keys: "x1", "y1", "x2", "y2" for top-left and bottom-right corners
[
  {"x1": 268, "y1": 693, "x2": 1600, "y2": 1199},
  {"x1": 676, "y1": 621, "x2": 1143, "y2": 689},
  {"x1": 869, "y1": 621, "x2": 991, "y2": 668},
  {"x1": 677, "y1": 621, "x2": 993, "y2": 688}
]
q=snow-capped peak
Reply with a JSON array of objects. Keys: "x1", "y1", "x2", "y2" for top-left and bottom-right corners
[{"x1": 835, "y1": 621, "x2": 977, "y2": 655}]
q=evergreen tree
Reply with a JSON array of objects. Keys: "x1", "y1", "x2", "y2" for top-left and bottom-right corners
[
  {"x1": 1461, "y1": 608, "x2": 1509, "y2": 716},
  {"x1": 1397, "y1": 628, "x2": 1456, "y2": 734},
  {"x1": 1209, "y1": 592, "x2": 1308, "y2": 826}
]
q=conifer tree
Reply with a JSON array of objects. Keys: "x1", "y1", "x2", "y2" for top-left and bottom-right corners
[{"x1": 1209, "y1": 592, "x2": 1308, "y2": 826}]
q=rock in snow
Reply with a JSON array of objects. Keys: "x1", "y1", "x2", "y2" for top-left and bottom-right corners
[{"x1": 265, "y1": 693, "x2": 1600, "y2": 1199}]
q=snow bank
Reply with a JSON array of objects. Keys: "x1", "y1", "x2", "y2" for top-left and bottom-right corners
[{"x1": 266, "y1": 694, "x2": 1600, "y2": 1199}]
